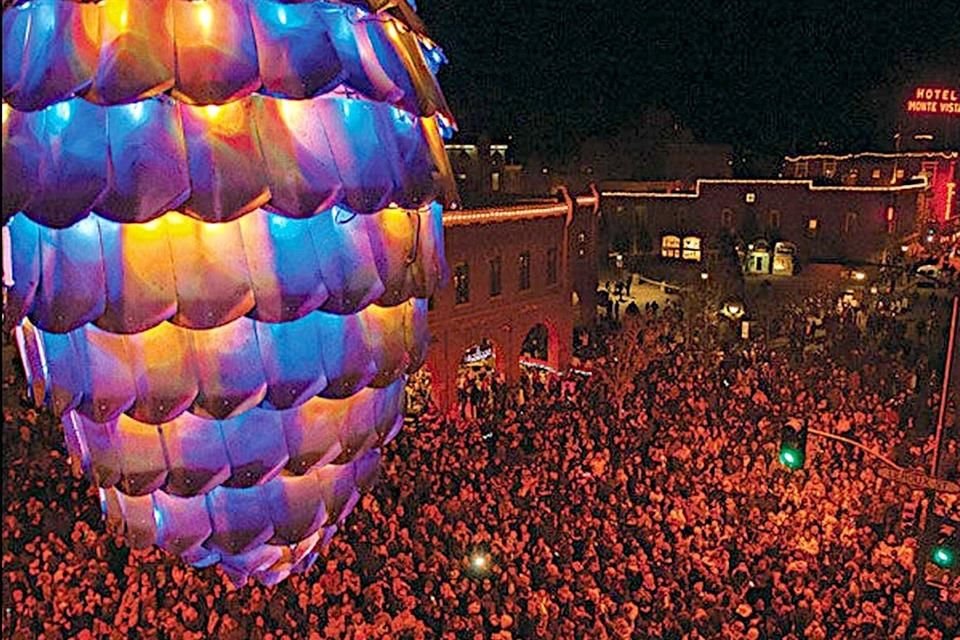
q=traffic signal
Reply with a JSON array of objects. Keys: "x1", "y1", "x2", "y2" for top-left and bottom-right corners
[
  {"x1": 931, "y1": 545, "x2": 956, "y2": 569},
  {"x1": 779, "y1": 419, "x2": 807, "y2": 470},
  {"x1": 931, "y1": 520, "x2": 958, "y2": 570}
]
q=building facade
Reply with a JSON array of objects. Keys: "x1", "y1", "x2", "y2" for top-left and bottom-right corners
[
  {"x1": 601, "y1": 175, "x2": 930, "y2": 265},
  {"x1": 446, "y1": 138, "x2": 524, "y2": 198},
  {"x1": 424, "y1": 189, "x2": 600, "y2": 409},
  {"x1": 782, "y1": 151, "x2": 958, "y2": 231}
]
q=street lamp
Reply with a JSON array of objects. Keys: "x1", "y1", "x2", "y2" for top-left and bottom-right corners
[
  {"x1": 721, "y1": 300, "x2": 745, "y2": 320},
  {"x1": 467, "y1": 550, "x2": 492, "y2": 577}
]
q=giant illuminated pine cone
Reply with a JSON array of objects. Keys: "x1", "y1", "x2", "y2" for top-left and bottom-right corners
[{"x1": 2, "y1": 0, "x2": 454, "y2": 586}]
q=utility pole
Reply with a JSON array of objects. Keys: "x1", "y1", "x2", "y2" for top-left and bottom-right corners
[
  {"x1": 930, "y1": 296, "x2": 959, "y2": 482},
  {"x1": 806, "y1": 427, "x2": 905, "y2": 473},
  {"x1": 912, "y1": 295, "x2": 959, "y2": 612}
]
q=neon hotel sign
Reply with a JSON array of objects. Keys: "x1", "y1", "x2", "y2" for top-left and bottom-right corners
[{"x1": 906, "y1": 87, "x2": 960, "y2": 116}]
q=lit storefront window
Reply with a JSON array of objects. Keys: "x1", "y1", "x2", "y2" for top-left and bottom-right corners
[
  {"x1": 682, "y1": 236, "x2": 702, "y2": 262},
  {"x1": 661, "y1": 235, "x2": 681, "y2": 259}
]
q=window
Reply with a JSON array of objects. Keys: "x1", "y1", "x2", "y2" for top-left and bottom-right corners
[
  {"x1": 488, "y1": 256, "x2": 502, "y2": 297},
  {"x1": 796, "y1": 161, "x2": 809, "y2": 178},
  {"x1": 843, "y1": 211, "x2": 857, "y2": 235},
  {"x1": 823, "y1": 159, "x2": 837, "y2": 177},
  {"x1": 518, "y1": 252, "x2": 531, "y2": 290},
  {"x1": 921, "y1": 161, "x2": 937, "y2": 179},
  {"x1": 427, "y1": 296, "x2": 435, "y2": 311},
  {"x1": 720, "y1": 208, "x2": 734, "y2": 228},
  {"x1": 745, "y1": 192, "x2": 756, "y2": 203},
  {"x1": 886, "y1": 207, "x2": 896, "y2": 234},
  {"x1": 661, "y1": 235, "x2": 681, "y2": 259},
  {"x1": 546, "y1": 248, "x2": 558, "y2": 285},
  {"x1": 871, "y1": 168, "x2": 882, "y2": 180},
  {"x1": 769, "y1": 209, "x2": 781, "y2": 230},
  {"x1": 577, "y1": 232, "x2": 587, "y2": 258},
  {"x1": 453, "y1": 262, "x2": 470, "y2": 305},
  {"x1": 895, "y1": 168, "x2": 905, "y2": 180},
  {"x1": 491, "y1": 171, "x2": 501, "y2": 192},
  {"x1": 806, "y1": 217, "x2": 819, "y2": 237},
  {"x1": 682, "y1": 236, "x2": 702, "y2": 262}
]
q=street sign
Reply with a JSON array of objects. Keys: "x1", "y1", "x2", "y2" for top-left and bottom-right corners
[{"x1": 879, "y1": 467, "x2": 960, "y2": 493}]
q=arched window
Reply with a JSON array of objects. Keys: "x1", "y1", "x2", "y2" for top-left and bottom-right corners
[
  {"x1": 453, "y1": 262, "x2": 470, "y2": 305},
  {"x1": 518, "y1": 252, "x2": 531, "y2": 290},
  {"x1": 488, "y1": 256, "x2": 502, "y2": 297},
  {"x1": 546, "y1": 248, "x2": 558, "y2": 285}
]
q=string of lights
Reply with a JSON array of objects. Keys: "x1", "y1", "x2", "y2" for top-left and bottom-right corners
[{"x1": 603, "y1": 176, "x2": 930, "y2": 200}]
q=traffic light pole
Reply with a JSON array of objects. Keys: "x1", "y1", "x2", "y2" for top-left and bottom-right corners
[
  {"x1": 930, "y1": 295, "x2": 959, "y2": 483},
  {"x1": 910, "y1": 295, "x2": 959, "y2": 618},
  {"x1": 806, "y1": 427, "x2": 904, "y2": 471},
  {"x1": 802, "y1": 296, "x2": 959, "y2": 482}
]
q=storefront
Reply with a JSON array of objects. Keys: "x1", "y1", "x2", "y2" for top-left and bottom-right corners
[
  {"x1": 745, "y1": 239, "x2": 771, "y2": 274},
  {"x1": 772, "y1": 241, "x2": 797, "y2": 275},
  {"x1": 460, "y1": 340, "x2": 497, "y2": 373}
]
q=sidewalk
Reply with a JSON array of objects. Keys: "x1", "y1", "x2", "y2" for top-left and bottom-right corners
[{"x1": 597, "y1": 271, "x2": 680, "y2": 315}]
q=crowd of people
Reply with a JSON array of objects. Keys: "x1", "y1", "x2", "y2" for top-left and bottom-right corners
[{"x1": 2, "y1": 276, "x2": 958, "y2": 639}]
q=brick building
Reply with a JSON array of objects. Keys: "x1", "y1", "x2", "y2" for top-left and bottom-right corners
[
  {"x1": 782, "y1": 151, "x2": 958, "y2": 231},
  {"x1": 600, "y1": 151, "x2": 958, "y2": 266},
  {"x1": 424, "y1": 189, "x2": 600, "y2": 409}
]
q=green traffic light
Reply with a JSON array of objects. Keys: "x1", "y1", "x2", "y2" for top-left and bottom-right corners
[
  {"x1": 932, "y1": 546, "x2": 956, "y2": 569},
  {"x1": 779, "y1": 447, "x2": 804, "y2": 470}
]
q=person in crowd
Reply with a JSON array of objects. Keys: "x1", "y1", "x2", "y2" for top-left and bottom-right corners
[{"x1": 2, "y1": 279, "x2": 957, "y2": 639}]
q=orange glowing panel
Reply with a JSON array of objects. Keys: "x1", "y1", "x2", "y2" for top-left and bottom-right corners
[
  {"x1": 164, "y1": 211, "x2": 256, "y2": 329},
  {"x1": 179, "y1": 100, "x2": 271, "y2": 221},
  {"x1": 90, "y1": 0, "x2": 175, "y2": 104},
  {"x1": 124, "y1": 321, "x2": 199, "y2": 424},
  {"x1": 171, "y1": 0, "x2": 260, "y2": 105},
  {"x1": 98, "y1": 216, "x2": 178, "y2": 334},
  {"x1": 253, "y1": 96, "x2": 342, "y2": 217}
]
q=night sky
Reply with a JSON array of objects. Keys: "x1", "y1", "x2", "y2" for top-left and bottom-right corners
[{"x1": 419, "y1": 0, "x2": 960, "y2": 161}]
